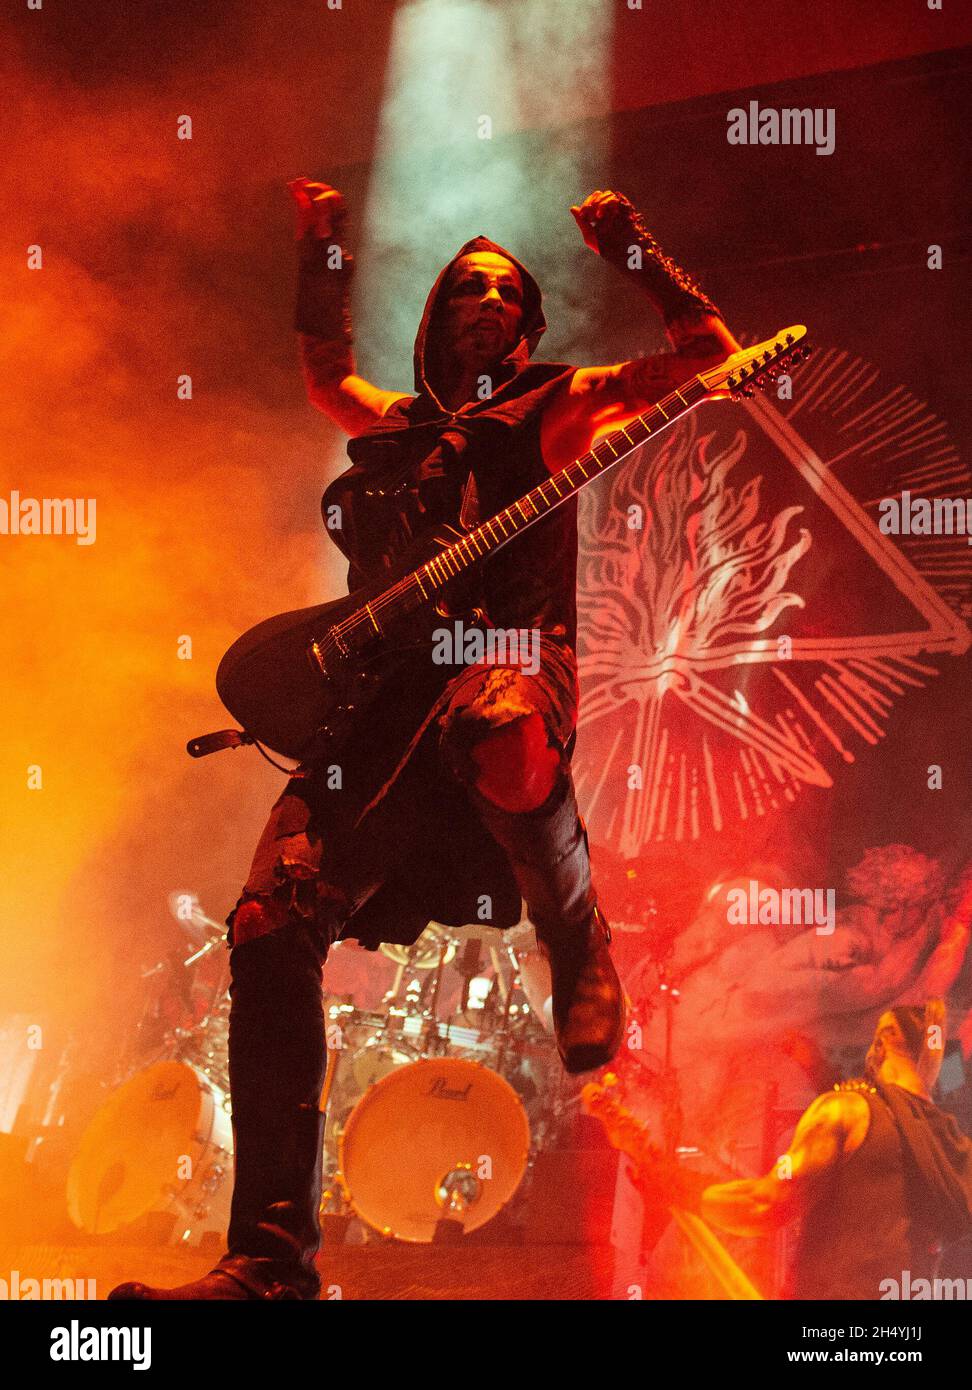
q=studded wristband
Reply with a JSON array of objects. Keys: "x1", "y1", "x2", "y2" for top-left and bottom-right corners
[
  {"x1": 294, "y1": 231, "x2": 356, "y2": 343},
  {"x1": 593, "y1": 194, "x2": 723, "y2": 327}
]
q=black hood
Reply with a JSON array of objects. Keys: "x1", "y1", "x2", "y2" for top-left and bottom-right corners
[
  {"x1": 412, "y1": 235, "x2": 547, "y2": 405},
  {"x1": 332, "y1": 234, "x2": 574, "y2": 587}
]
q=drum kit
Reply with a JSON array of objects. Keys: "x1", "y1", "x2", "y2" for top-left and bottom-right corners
[
  {"x1": 66, "y1": 897, "x2": 235, "y2": 1247},
  {"x1": 321, "y1": 920, "x2": 568, "y2": 1241},
  {"x1": 66, "y1": 900, "x2": 569, "y2": 1247},
  {"x1": 60, "y1": 873, "x2": 767, "y2": 1278}
]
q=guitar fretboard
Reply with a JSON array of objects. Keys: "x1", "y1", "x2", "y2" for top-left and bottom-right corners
[{"x1": 341, "y1": 371, "x2": 712, "y2": 642}]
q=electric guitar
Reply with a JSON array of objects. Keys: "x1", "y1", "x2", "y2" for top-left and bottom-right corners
[
  {"x1": 206, "y1": 328, "x2": 809, "y2": 763},
  {"x1": 582, "y1": 1073, "x2": 764, "y2": 1300}
]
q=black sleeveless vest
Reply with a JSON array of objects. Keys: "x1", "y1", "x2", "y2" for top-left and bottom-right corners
[{"x1": 789, "y1": 1086, "x2": 941, "y2": 1299}]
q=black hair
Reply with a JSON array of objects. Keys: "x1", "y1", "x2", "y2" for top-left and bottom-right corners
[{"x1": 887, "y1": 1006, "x2": 927, "y2": 1064}]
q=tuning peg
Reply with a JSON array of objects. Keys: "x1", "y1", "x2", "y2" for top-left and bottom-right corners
[{"x1": 785, "y1": 333, "x2": 794, "y2": 345}]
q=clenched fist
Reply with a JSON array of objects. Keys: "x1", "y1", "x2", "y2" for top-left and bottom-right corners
[
  {"x1": 288, "y1": 177, "x2": 348, "y2": 242},
  {"x1": 569, "y1": 189, "x2": 634, "y2": 254}
]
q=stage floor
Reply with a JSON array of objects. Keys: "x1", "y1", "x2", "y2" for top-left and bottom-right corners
[{"x1": 0, "y1": 1242, "x2": 625, "y2": 1301}]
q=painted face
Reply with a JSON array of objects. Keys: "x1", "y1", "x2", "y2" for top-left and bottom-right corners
[
  {"x1": 437, "y1": 252, "x2": 525, "y2": 368},
  {"x1": 864, "y1": 1009, "x2": 943, "y2": 1089}
]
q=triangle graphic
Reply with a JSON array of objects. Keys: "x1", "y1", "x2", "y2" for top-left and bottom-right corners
[{"x1": 574, "y1": 347, "x2": 972, "y2": 847}]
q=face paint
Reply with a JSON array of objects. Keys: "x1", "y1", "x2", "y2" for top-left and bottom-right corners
[{"x1": 438, "y1": 252, "x2": 525, "y2": 368}]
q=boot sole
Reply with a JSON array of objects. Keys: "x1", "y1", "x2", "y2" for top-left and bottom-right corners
[{"x1": 561, "y1": 1039, "x2": 622, "y2": 1075}]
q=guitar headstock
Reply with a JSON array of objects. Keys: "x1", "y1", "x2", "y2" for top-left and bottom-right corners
[
  {"x1": 581, "y1": 1072, "x2": 662, "y2": 1172},
  {"x1": 700, "y1": 324, "x2": 811, "y2": 399}
]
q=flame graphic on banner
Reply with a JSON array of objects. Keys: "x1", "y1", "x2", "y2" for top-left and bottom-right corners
[{"x1": 574, "y1": 349, "x2": 972, "y2": 850}]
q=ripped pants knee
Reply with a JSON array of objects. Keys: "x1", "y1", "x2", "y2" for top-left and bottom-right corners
[
  {"x1": 227, "y1": 779, "x2": 354, "y2": 953},
  {"x1": 438, "y1": 669, "x2": 568, "y2": 814},
  {"x1": 226, "y1": 876, "x2": 350, "y2": 955}
]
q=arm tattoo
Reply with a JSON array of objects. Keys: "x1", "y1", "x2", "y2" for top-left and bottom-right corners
[
  {"x1": 626, "y1": 354, "x2": 677, "y2": 402},
  {"x1": 668, "y1": 330, "x2": 727, "y2": 358}
]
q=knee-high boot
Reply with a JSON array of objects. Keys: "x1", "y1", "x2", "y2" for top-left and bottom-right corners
[
  {"x1": 108, "y1": 915, "x2": 330, "y2": 1301},
  {"x1": 468, "y1": 770, "x2": 626, "y2": 1074}
]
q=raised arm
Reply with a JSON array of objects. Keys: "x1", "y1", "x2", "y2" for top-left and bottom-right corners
[
  {"x1": 700, "y1": 1090, "x2": 870, "y2": 1237},
  {"x1": 541, "y1": 190, "x2": 739, "y2": 470},
  {"x1": 289, "y1": 179, "x2": 409, "y2": 437}
]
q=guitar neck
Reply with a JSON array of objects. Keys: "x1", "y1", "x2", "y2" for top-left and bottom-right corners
[
  {"x1": 364, "y1": 370, "x2": 712, "y2": 633},
  {"x1": 582, "y1": 1081, "x2": 764, "y2": 1300}
]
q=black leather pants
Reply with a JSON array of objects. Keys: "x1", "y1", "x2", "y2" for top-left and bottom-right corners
[{"x1": 217, "y1": 915, "x2": 334, "y2": 1299}]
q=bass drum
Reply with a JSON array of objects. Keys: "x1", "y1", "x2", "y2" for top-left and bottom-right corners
[
  {"x1": 66, "y1": 1060, "x2": 233, "y2": 1247},
  {"x1": 339, "y1": 1057, "x2": 530, "y2": 1243},
  {"x1": 324, "y1": 1038, "x2": 418, "y2": 1165}
]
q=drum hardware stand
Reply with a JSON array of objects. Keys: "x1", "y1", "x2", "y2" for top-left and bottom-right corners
[
  {"x1": 431, "y1": 1219, "x2": 465, "y2": 1243},
  {"x1": 488, "y1": 946, "x2": 510, "y2": 1002},
  {"x1": 431, "y1": 1163, "x2": 481, "y2": 1242},
  {"x1": 426, "y1": 935, "x2": 451, "y2": 1032},
  {"x1": 638, "y1": 927, "x2": 685, "y2": 1162},
  {"x1": 490, "y1": 958, "x2": 520, "y2": 1078},
  {"x1": 382, "y1": 961, "x2": 407, "y2": 1005},
  {"x1": 456, "y1": 934, "x2": 483, "y2": 1014}
]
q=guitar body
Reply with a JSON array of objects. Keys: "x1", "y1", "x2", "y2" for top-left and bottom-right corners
[
  {"x1": 217, "y1": 591, "x2": 363, "y2": 761},
  {"x1": 215, "y1": 525, "x2": 482, "y2": 762}
]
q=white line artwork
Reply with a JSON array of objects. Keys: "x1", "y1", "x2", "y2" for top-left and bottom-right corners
[{"x1": 574, "y1": 347, "x2": 972, "y2": 851}]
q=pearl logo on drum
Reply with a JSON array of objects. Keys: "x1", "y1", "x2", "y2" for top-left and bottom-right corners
[{"x1": 425, "y1": 1076, "x2": 474, "y2": 1101}]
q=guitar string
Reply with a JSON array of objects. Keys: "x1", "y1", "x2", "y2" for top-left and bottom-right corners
[
  {"x1": 336, "y1": 377, "x2": 703, "y2": 640},
  {"x1": 330, "y1": 343, "x2": 791, "y2": 645},
  {"x1": 342, "y1": 381, "x2": 700, "y2": 636}
]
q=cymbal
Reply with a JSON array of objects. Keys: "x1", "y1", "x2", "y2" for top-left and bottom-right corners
[
  {"x1": 379, "y1": 923, "x2": 457, "y2": 969},
  {"x1": 448, "y1": 920, "x2": 535, "y2": 946},
  {"x1": 379, "y1": 919, "x2": 536, "y2": 966}
]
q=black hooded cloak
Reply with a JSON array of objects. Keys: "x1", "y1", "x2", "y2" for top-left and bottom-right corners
[
  {"x1": 322, "y1": 236, "x2": 578, "y2": 640},
  {"x1": 319, "y1": 237, "x2": 583, "y2": 949}
]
